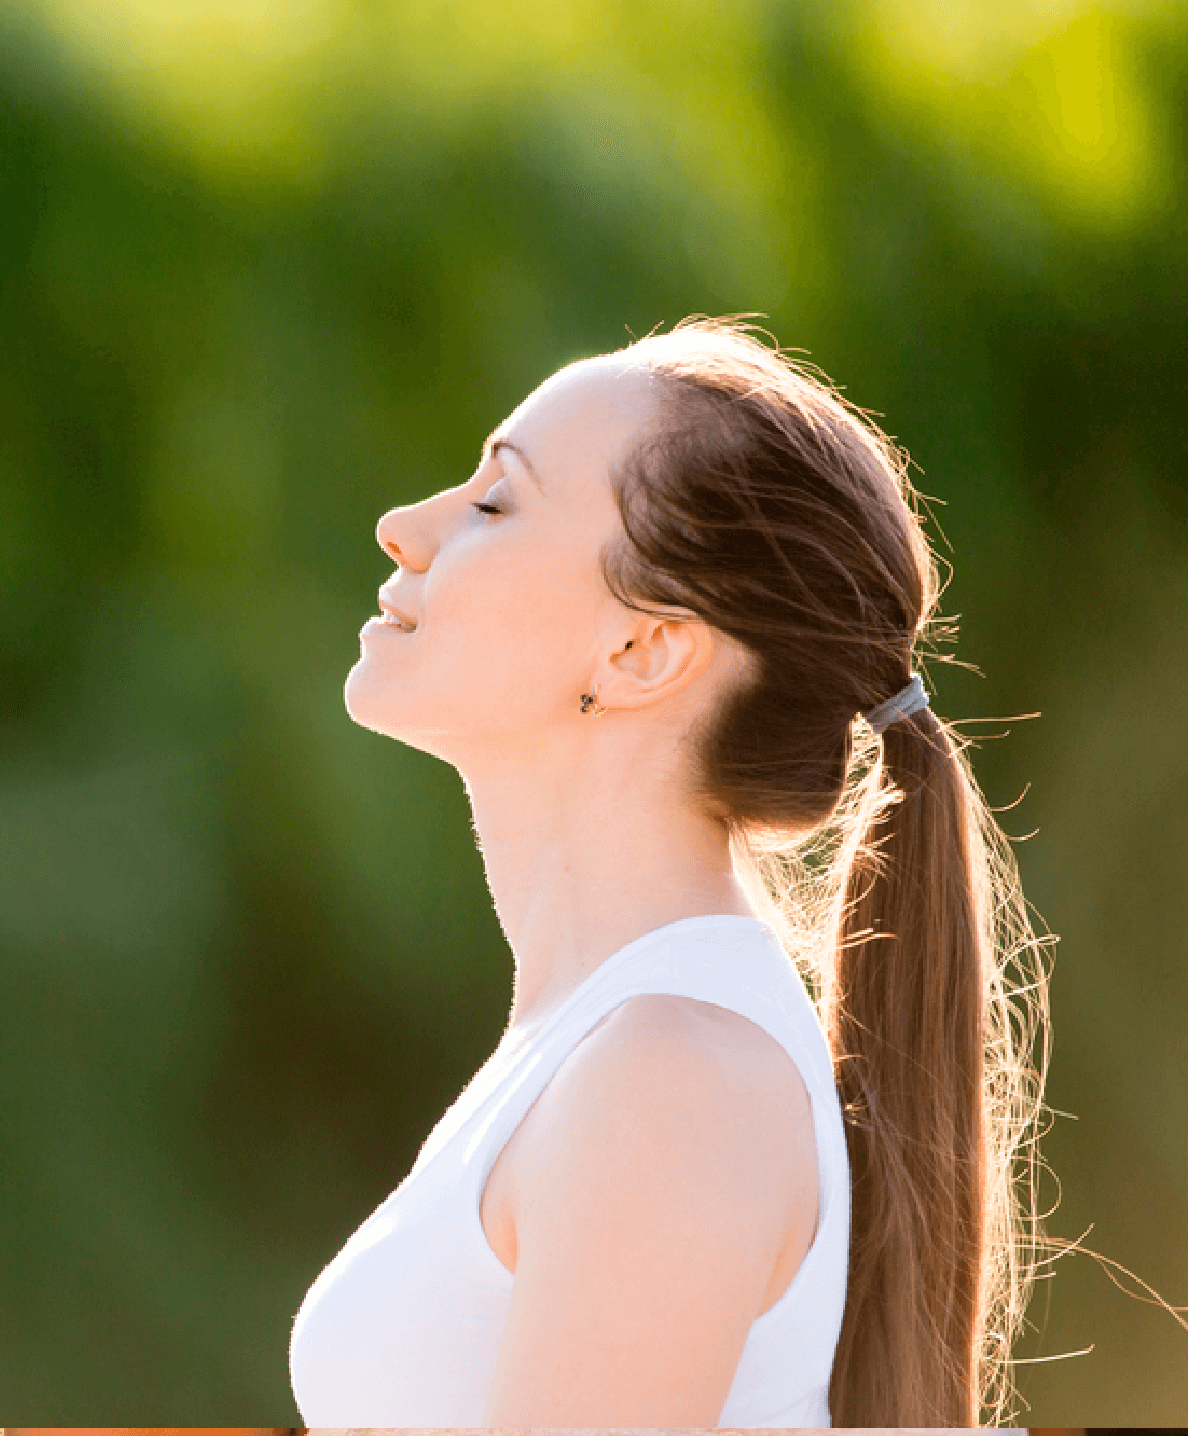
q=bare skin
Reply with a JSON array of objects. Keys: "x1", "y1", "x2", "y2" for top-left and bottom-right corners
[
  {"x1": 344, "y1": 354, "x2": 821, "y2": 1425},
  {"x1": 347, "y1": 355, "x2": 759, "y2": 1029}
]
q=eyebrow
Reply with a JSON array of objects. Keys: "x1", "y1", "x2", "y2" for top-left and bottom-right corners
[{"x1": 483, "y1": 434, "x2": 546, "y2": 494}]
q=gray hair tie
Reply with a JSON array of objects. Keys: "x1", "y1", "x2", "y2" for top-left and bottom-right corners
[{"x1": 863, "y1": 672, "x2": 930, "y2": 734}]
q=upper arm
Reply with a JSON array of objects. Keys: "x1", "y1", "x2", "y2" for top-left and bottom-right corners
[{"x1": 482, "y1": 995, "x2": 818, "y2": 1428}]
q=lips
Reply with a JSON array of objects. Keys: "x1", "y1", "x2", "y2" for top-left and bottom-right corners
[{"x1": 377, "y1": 590, "x2": 418, "y2": 631}]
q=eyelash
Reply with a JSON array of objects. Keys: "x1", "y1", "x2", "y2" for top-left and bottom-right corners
[{"x1": 471, "y1": 501, "x2": 502, "y2": 516}]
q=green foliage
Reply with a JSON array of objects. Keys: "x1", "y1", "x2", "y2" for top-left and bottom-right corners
[{"x1": 1, "y1": 0, "x2": 1185, "y2": 1420}]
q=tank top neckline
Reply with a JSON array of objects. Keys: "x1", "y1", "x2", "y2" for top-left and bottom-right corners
[{"x1": 500, "y1": 911, "x2": 775, "y2": 1057}]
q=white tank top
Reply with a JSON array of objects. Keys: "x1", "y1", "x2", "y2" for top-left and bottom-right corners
[{"x1": 289, "y1": 913, "x2": 852, "y2": 1427}]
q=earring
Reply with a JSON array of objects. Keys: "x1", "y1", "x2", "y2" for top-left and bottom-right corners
[
  {"x1": 581, "y1": 641, "x2": 631, "y2": 715},
  {"x1": 580, "y1": 684, "x2": 607, "y2": 716}
]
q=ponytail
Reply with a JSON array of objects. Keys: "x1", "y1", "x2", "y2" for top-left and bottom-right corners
[{"x1": 825, "y1": 707, "x2": 1044, "y2": 1427}]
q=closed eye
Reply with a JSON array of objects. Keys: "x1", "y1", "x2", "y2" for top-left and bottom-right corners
[{"x1": 471, "y1": 501, "x2": 502, "y2": 516}]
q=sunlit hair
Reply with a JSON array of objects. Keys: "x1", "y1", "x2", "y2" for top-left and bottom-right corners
[{"x1": 598, "y1": 317, "x2": 1052, "y2": 1426}]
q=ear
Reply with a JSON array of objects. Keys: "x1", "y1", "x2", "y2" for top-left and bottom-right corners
[{"x1": 605, "y1": 612, "x2": 718, "y2": 711}]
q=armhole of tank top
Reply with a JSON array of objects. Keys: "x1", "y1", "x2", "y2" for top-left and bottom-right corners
[
  {"x1": 467, "y1": 983, "x2": 840, "y2": 1307},
  {"x1": 466, "y1": 989, "x2": 647, "y2": 1284}
]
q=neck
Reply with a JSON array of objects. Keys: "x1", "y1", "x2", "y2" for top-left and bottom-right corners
[{"x1": 459, "y1": 735, "x2": 757, "y2": 1032}]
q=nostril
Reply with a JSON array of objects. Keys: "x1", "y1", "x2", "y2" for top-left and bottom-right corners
[{"x1": 375, "y1": 510, "x2": 403, "y2": 559}]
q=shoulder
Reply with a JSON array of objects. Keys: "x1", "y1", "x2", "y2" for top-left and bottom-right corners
[
  {"x1": 544, "y1": 990, "x2": 815, "y2": 1143},
  {"x1": 518, "y1": 991, "x2": 816, "y2": 1195},
  {"x1": 484, "y1": 993, "x2": 819, "y2": 1423}
]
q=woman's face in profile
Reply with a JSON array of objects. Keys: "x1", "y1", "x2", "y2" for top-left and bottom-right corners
[{"x1": 344, "y1": 354, "x2": 656, "y2": 768}]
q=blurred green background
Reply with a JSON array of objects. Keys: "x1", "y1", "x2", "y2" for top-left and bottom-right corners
[{"x1": 1, "y1": 0, "x2": 1185, "y2": 1423}]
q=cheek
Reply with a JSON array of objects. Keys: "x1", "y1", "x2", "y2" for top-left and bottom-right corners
[
  {"x1": 450, "y1": 552, "x2": 599, "y2": 709},
  {"x1": 437, "y1": 538, "x2": 587, "y2": 652},
  {"x1": 440, "y1": 584, "x2": 575, "y2": 696}
]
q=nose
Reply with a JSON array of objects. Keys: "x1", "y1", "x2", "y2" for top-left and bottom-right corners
[
  {"x1": 376, "y1": 483, "x2": 464, "y2": 569},
  {"x1": 376, "y1": 505, "x2": 424, "y2": 569},
  {"x1": 376, "y1": 508, "x2": 401, "y2": 562}
]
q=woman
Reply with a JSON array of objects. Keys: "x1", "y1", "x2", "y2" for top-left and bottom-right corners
[{"x1": 288, "y1": 318, "x2": 1048, "y2": 1427}]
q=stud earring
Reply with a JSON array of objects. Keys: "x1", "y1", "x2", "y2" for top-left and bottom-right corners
[{"x1": 580, "y1": 684, "x2": 607, "y2": 716}]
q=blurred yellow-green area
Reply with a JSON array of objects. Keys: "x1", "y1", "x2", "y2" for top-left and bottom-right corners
[{"x1": 2, "y1": 0, "x2": 1186, "y2": 1422}]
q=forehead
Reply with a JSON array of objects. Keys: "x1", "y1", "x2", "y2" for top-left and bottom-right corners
[{"x1": 497, "y1": 355, "x2": 657, "y2": 501}]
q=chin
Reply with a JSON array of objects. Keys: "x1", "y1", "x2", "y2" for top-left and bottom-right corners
[{"x1": 343, "y1": 661, "x2": 398, "y2": 738}]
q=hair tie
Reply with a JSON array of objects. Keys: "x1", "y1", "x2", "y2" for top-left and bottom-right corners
[{"x1": 863, "y1": 672, "x2": 929, "y2": 735}]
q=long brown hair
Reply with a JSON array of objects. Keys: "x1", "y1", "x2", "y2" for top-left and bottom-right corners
[{"x1": 600, "y1": 317, "x2": 1051, "y2": 1426}]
